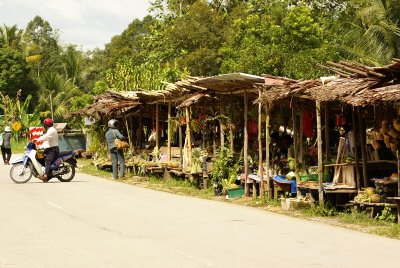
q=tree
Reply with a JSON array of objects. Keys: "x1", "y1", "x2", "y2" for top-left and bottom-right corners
[
  {"x1": 343, "y1": 0, "x2": 400, "y2": 64},
  {"x1": 24, "y1": 16, "x2": 62, "y2": 76},
  {"x1": 165, "y1": 0, "x2": 225, "y2": 75},
  {"x1": 62, "y1": 45, "x2": 83, "y2": 85},
  {"x1": 0, "y1": 24, "x2": 23, "y2": 49},
  {"x1": 0, "y1": 46, "x2": 35, "y2": 98}
]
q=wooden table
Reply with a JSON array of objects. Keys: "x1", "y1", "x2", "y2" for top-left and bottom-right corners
[{"x1": 386, "y1": 197, "x2": 400, "y2": 224}]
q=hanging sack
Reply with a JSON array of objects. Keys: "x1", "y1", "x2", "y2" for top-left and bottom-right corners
[{"x1": 113, "y1": 130, "x2": 129, "y2": 150}]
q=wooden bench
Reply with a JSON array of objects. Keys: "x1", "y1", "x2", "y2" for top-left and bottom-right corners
[{"x1": 349, "y1": 200, "x2": 397, "y2": 218}]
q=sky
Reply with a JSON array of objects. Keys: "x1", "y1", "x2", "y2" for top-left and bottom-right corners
[{"x1": 0, "y1": 0, "x2": 151, "y2": 50}]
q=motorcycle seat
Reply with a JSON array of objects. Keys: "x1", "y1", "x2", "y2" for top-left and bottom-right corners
[{"x1": 58, "y1": 151, "x2": 73, "y2": 158}]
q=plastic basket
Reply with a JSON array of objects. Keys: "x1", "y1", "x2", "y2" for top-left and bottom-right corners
[
  {"x1": 300, "y1": 174, "x2": 331, "y2": 182},
  {"x1": 227, "y1": 186, "x2": 244, "y2": 198}
]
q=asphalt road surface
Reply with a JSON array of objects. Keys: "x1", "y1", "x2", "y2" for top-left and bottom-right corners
[{"x1": 0, "y1": 156, "x2": 398, "y2": 268}]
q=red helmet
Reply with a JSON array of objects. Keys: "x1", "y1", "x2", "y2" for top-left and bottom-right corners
[{"x1": 43, "y1": 118, "x2": 54, "y2": 127}]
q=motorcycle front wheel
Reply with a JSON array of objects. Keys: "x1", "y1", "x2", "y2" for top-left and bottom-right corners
[
  {"x1": 56, "y1": 161, "x2": 76, "y2": 182},
  {"x1": 10, "y1": 163, "x2": 33, "y2": 184}
]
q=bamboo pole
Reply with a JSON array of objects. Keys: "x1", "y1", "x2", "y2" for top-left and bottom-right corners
[
  {"x1": 258, "y1": 90, "x2": 265, "y2": 203},
  {"x1": 167, "y1": 101, "x2": 172, "y2": 162},
  {"x1": 316, "y1": 101, "x2": 324, "y2": 205},
  {"x1": 265, "y1": 103, "x2": 271, "y2": 197},
  {"x1": 155, "y1": 102, "x2": 160, "y2": 154},
  {"x1": 185, "y1": 106, "x2": 192, "y2": 166},
  {"x1": 244, "y1": 90, "x2": 249, "y2": 196},
  {"x1": 358, "y1": 107, "x2": 368, "y2": 187}
]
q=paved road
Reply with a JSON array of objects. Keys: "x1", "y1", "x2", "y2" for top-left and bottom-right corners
[{"x1": 0, "y1": 156, "x2": 398, "y2": 267}]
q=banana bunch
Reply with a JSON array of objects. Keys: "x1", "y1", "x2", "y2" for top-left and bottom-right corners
[{"x1": 393, "y1": 119, "x2": 400, "y2": 132}]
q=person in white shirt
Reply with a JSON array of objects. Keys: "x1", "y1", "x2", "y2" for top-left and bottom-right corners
[{"x1": 36, "y1": 118, "x2": 59, "y2": 182}]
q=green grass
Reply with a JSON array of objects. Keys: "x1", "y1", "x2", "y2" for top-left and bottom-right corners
[
  {"x1": 77, "y1": 158, "x2": 400, "y2": 239},
  {"x1": 11, "y1": 138, "x2": 30, "y2": 154}
]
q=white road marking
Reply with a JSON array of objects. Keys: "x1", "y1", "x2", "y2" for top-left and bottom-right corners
[{"x1": 47, "y1": 201, "x2": 64, "y2": 210}]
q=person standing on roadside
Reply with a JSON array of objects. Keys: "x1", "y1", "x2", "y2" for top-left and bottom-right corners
[
  {"x1": 105, "y1": 119, "x2": 126, "y2": 180},
  {"x1": 1, "y1": 126, "x2": 12, "y2": 165}
]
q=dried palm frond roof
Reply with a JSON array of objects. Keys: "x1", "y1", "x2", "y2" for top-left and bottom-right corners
[
  {"x1": 77, "y1": 91, "x2": 140, "y2": 119},
  {"x1": 256, "y1": 79, "x2": 321, "y2": 103},
  {"x1": 317, "y1": 59, "x2": 400, "y2": 79},
  {"x1": 176, "y1": 92, "x2": 211, "y2": 109},
  {"x1": 307, "y1": 78, "x2": 380, "y2": 102},
  {"x1": 193, "y1": 73, "x2": 264, "y2": 94},
  {"x1": 343, "y1": 84, "x2": 400, "y2": 106},
  {"x1": 257, "y1": 59, "x2": 400, "y2": 106}
]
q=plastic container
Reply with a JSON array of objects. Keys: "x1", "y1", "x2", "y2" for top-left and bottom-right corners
[
  {"x1": 300, "y1": 174, "x2": 331, "y2": 182},
  {"x1": 227, "y1": 186, "x2": 244, "y2": 198}
]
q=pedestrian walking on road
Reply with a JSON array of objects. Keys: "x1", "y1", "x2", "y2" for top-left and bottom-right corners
[
  {"x1": 1, "y1": 126, "x2": 12, "y2": 165},
  {"x1": 105, "y1": 119, "x2": 126, "y2": 180}
]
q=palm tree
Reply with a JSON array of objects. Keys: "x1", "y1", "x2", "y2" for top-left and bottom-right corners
[
  {"x1": 37, "y1": 72, "x2": 83, "y2": 120},
  {"x1": 62, "y1": 45, "x2": 82, "y2": 85},
  {"x1": 344, "y1": 0, "x2": 400, "y2": 64},
  {"x1": 0, "y1": 24, "x2": 23, "y2": 49}
]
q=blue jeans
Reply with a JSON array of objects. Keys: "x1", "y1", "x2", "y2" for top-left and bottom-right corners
[{"x1": 110, "y1": 148, "x2": 125, "y2": 179}]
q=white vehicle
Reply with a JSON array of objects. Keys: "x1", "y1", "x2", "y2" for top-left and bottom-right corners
[{"x1": 10, "y1": 141, "x2": 80, "y2": 183}]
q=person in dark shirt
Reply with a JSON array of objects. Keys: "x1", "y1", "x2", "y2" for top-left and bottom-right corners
[
  {"x1": 1, "y1": 126, "x2": 12, "y2": 165},
  {"x1": 105, "y1": 119, "x2": 127, "y2": 180}
]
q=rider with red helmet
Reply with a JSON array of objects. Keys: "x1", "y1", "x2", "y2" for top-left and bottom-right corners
[{"x1": 36, "y1": 118, "x2": 59, "y2": 182}]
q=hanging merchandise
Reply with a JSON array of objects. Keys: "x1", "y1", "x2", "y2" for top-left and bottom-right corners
[
  {"x1": 335, "y1": 114, "x2": 346, "y2": 126},
  {"x1": 303, "y1": 111, "x2": 314, "y2": 138},
  {"x1": 247, "y1": 119, "x2": 258, "y2": 142}
]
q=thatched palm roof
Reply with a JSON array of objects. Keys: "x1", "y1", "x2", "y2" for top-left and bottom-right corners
[{"x1": 257, "y1": 59, "x2": 400, "y2": 106}]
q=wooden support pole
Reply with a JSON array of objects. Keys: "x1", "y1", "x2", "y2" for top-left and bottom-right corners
[
  {"x1": 258, "y1": 90, "x2": 265, "y2": 203},
  {"x1": 316, "y1": 101, "x2": 324, "y2": 205},
  {"x1": 220, "y1": 97, "x2": 225, "y2": 148},
  {"x1": 397, "y1": 150, "x2": 400, "y2": 197},
  {"x1": 299, "y1": 108, "x2": 304, "y2": 170},
  {"x1": 139, "y1": 109, "x2": 143, "y2": 149},
  {"x1": 265, "y1": 103, "x2": 271, "y2": 197},
  {"x1": 357, "y1": 107, "x2": 368, "y2": 187},
  {"x1": 352, "y1": 109, "x2": 361, "y2": 190},
  {"x1": 325, "y1": 103, "x2": 330, "y2": 161},
  {"x1": 185, "y1": 106, "x2": 192, "y2": 166},
  {"x1": 155, "y1": 102, "x2": 160, "y2": 153},
  {"x1": 292, "y1": 101, "x2": 300, "y2": 196},
  {"x1": 179, "y1": 125, "x2": 183, "y2": 167},
  {"x1": 229, "y1": 125, "x2": 234, "y2": 153},
  {"x1": 167, "y1": 101, "x2": 172, "y2": 162},
  {"x1": 244, "y1": 90, "x2": 249, "y2": 196},
  {"x1": 123, "y1": 114, "x2": 132, "y2": 152}
]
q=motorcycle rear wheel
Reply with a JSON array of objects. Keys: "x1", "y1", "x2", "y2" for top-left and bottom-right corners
[
  {"x1": 10, "y1": 163, "x2": 33, "y2": 184},
  {"x1": 56, "y1": 161, "x2": 76, "y2": 182}
]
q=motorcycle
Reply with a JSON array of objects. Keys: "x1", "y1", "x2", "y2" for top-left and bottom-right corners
[{"x1": 10, "y1": 141, "x2": 80, "y2": 184}]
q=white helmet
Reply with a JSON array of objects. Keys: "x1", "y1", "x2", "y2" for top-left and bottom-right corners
[
  {"x1": 108, "y1": 119, "x2": 119, "y2": 129},
  {"x1": 4, "y1": 126, "x2": 11, "y2": 132}
]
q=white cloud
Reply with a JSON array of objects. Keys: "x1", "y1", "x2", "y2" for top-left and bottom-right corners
[{"x1": 0, "y1": 0, "x2": 151, "y2": 50}]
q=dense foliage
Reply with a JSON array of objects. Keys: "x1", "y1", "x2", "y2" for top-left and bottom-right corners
[{"x1": 0, "y1": 0, "x2": 399, "y2": 131}]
